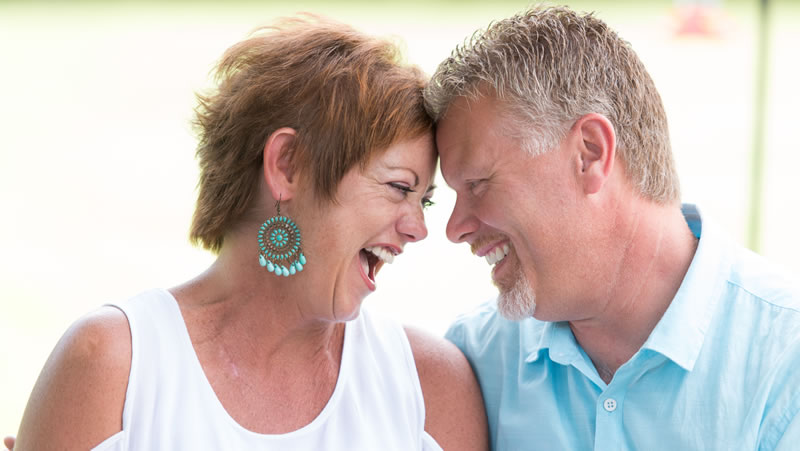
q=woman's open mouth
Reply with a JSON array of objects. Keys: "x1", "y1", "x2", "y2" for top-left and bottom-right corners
[{"x1": 358, "y1": 246, "x2": 396, "y2": 289}]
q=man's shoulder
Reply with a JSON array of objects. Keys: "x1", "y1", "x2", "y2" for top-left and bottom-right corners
[
  {"x1": 445, "y1": 300, "x2": 548, "y2": 357},
  {"x1": 725, "y1": 244, "x2": 800, "y2": 312},
  {"x1": 446, "y1": 300, "x2": 501, "y2": 335},
  {"x1": 706, "y1": 243, "x2": 800, "y2": 413},
  {"x1": 694, "y1": 205, "x2": 799, "y2": 312}
]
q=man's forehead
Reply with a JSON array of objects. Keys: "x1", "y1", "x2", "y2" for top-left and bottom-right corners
[
  {"x1": 436, "y1": 95, "x2": 501, "y2": 158},
  {"x1": 435, "y1": 113, "x2": 484, "y2": 186},
  {"x1": 441, "y1": 94, "x2": 493, "y2": 122}
]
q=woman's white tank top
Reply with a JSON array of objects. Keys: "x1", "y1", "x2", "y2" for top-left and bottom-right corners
[{"x1": 93, "y1": 289, "x2": 442, "y2": 450}]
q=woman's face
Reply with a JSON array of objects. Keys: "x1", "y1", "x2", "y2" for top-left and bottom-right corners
[{"x1": 300, "y1": 133, "x2": 437, "y2": 321}]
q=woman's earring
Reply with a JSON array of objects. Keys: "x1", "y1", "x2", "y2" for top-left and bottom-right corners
[{"x1": 257, "y1": 196, "x2": 307, "y2": 277}]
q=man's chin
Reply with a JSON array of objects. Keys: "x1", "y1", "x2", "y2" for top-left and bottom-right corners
[{"x1": 496, "y1": 275, "x2": 536, "y2": 321}]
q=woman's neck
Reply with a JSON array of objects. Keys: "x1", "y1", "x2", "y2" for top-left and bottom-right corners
[{"x1": 170, "y1": 230, "x2": 343, "y2": 372}]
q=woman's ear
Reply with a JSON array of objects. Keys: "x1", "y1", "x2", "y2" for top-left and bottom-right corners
[
  {"x1": 574, "y1": 113, "x2": 616, "y2": 195},
  {"x1": 262, "y1": 127, "x2": 299, "y2": 201}
]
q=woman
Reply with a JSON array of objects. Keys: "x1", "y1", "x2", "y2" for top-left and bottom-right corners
[{"x1": 12, "y1": 16, "x2": 487, "y2": 450}]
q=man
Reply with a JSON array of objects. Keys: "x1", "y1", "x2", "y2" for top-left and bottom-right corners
[{"x1": 424, "y1": 5, "x2": 800, "y2": 450}]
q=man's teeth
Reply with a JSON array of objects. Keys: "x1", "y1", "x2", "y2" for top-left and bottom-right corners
[
  {"x1": 366, "y1": 246, "x2": 394, "y2": 264},
  {"x1": 485, "y1": 244, "x2": 510, "y2": 265}
]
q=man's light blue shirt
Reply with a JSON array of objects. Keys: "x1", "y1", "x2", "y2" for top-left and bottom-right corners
[{"x1": 446, "y1": 205, "x2": 800, "y2": 450}]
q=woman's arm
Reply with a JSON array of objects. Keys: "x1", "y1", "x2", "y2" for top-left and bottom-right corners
[
  {"x1": 405, "y1": 326, "x2": 489, "y2": 451},
  {"x1": 14, "y1": 307, "x2": 131, "y2": 451}
]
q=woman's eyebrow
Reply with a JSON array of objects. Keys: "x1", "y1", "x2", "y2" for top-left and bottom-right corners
[{"x1": 386, "y1": 166, "x2": 420, "y2": 186}]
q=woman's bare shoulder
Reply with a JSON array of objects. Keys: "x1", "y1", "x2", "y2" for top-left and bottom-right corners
[
  {"x1": 404, "y1": 326, "x2": 489, "y2": 451},
  {"x1": 14, "y1": 306, "x2": 131, "y2": 451}
]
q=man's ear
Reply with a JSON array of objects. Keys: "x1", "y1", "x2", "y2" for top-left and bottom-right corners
[
  {"x1": 263, "y1": 127, "x2": 299, "y2": 201},
  {"x1": 574, "y1": 113, "x2": 616, "y2": 195}
]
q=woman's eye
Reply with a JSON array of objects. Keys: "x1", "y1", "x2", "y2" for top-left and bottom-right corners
[
  {"x1": 388, "y1": 182, "x2": 414, "y2": 196},
  {"x1": 422, "y1": 198, "x2": 435, "y2": 210}
]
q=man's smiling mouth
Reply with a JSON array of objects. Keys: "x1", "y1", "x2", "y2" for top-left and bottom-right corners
[{"x1": 485, "y1": 243, "x2": 510, "y2": 266}]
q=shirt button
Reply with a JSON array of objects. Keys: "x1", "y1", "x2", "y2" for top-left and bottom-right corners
[{"x1": 603, "y1": 398, "x2": 617, "y2": 412}]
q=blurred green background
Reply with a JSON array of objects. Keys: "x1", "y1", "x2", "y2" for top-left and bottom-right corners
[{"x1": 2, "y1": 0, "x2": 798, "y2": 438}]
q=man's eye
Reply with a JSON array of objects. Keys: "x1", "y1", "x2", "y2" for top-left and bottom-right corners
[{"x1": 468, "y1": 179, "x2": 486, "y2": 192}]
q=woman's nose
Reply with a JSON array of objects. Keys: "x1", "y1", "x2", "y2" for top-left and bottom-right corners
[{"x1": 397, "y1": 205, "x2": 428, "y2": 243}]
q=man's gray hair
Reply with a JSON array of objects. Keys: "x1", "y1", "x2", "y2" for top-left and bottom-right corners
[{"x1": 424, "y1": 5, "x2": 680, "y2": 203}]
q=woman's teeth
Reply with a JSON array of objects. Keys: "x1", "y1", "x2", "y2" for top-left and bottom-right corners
[
  {"x1": 365, "y1": 246, "x2": 394, "y2": 264},
  {"x1": 485, "y1": 243, "x2": 510, "y2": 265}
]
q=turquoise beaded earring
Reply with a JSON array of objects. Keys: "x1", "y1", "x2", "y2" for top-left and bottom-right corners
[{"x1": 257, "y1": 196, "x2": 307, "y2": 277}]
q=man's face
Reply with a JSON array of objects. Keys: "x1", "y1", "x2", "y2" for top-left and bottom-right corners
[{"x1": 436, "y1": 95, "x2": 588, "y2": 321}]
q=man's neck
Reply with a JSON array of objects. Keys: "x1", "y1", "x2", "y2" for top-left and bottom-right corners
[{"x1": 569, "y1": 203, "x2": 698, "y2": 384}]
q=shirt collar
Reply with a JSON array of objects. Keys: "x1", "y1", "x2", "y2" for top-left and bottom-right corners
[
  {"x1": 523, "y1": 204, "x2": 729, "y2": 372},
  {"x1": 641, "y1": 204, "x2": 729, "y2": 371},
  {"x1": 524, "y1": 320, "x2": 579, "y2": 365}
]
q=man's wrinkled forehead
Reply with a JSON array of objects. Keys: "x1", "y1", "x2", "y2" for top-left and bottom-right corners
[{"x1": 435, "y1": 96, "x2": 502, "y2": 185}]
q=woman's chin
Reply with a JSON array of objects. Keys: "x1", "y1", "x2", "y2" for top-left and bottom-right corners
[{"x1": 333, "y1": 302, "x2": 363, "y2": 322}]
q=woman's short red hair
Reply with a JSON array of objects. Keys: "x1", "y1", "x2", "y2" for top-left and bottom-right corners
[{"x1": 190, "y1": 15, "x2": 432, "y2": 252}]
